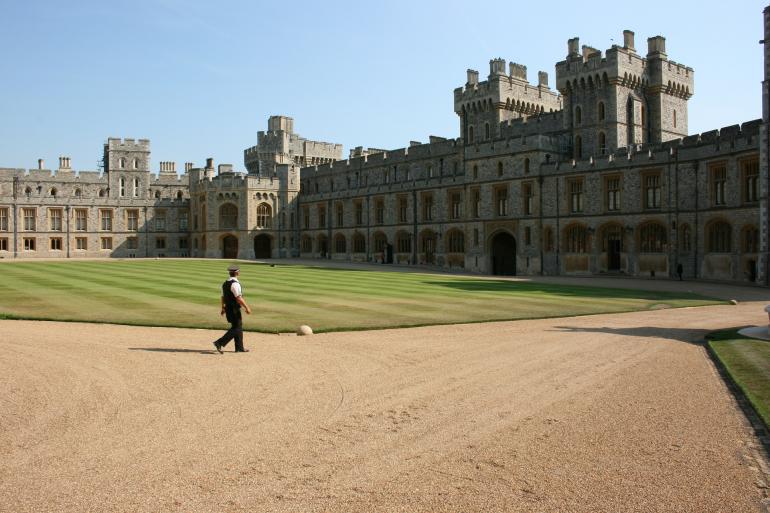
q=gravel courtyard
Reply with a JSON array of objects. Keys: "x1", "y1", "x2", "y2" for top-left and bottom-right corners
[{"x1": 1, "y1": 275, "x2": 768, "y2": 512}]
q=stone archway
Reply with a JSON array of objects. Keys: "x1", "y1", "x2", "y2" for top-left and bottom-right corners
[
  {"x1": 490, "y1": 232, "x2": 516, "y2": 276},
  {"x1": 254, "y1": 234, "x2": 272, "y2": 259},
  {"x1": 222, "y1": 235, "x2": 238, "y2": 259}
]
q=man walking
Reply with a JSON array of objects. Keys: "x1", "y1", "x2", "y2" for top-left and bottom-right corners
[{"x1": 213, "y1": 264, "x2": 252, "y2": 354}]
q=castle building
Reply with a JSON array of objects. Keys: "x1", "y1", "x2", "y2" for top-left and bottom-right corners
[{"x1": 1, "y1": 18, "x2": 768, "y2": 286}]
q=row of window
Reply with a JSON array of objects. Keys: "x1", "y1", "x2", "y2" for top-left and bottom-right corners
[
  {"x1": 19, "y1": 182, "x2": 184, "y2": 200},
  {"x1": 548, "y1": 221, "x2": 755, "y2": 254},
  {"x1": 0, "y1": 236, "x2": 188, "y2": 252},
  {"x1": 298, "y1": 230, "x2": 468, "y2": 255},
  {"x1": 0, "y1": 208, "x2": 188, "y2": 232}
]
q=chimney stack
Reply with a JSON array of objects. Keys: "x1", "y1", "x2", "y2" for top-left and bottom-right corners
[
  {"x1": 38, "y1": 159, "x2": 44, "y2": 170},
  {"x1": 184, "y1": 162, "x2": 194, "y2": 172},
  {"x1": 205, "y1": 158, "x2": 214, "y2": 170},
  {"x1": 623, "y1": 30, "x2": 635, "y2": 52}
]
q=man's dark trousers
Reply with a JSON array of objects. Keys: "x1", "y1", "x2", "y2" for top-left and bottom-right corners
[{"x1": 215, "y1": 306, "x2": 244, "y2": 351}]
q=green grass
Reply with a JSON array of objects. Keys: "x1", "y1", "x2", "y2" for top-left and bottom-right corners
[
  {"x1": 707, "y1": 329, "x2": 770, "y2": 428},
  {"x1": 0, "y1": 259, "x2": 722, "y2": 333}
]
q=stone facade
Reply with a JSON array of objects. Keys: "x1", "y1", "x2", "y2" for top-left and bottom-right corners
[{"x1": 0, "y1": 23, "x2": 767, "y2": 286}]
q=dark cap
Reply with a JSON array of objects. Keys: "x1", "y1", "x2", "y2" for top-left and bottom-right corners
[{"x1": 227, "y1": 264, "x2": 240, "y2": 272}]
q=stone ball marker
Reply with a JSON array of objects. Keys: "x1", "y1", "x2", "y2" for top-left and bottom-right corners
[{"x1": 297, "y1": 325, "x2": 313, "y2": 336}]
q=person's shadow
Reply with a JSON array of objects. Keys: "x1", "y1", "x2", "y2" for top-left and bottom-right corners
[{"x1": 128, "y1": 347, "x2": 218, "y2": 355}]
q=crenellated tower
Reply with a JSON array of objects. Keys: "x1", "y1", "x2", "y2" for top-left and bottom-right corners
[
  {"x1": 454, "y1": 59, "x2": 562, "y2": 144},
  {"x1": 555, "y1": 31, "x2": 694, "y2": 158},
  {"x1": 103, "y1": 138, "x2": 151, "y2": 199}
]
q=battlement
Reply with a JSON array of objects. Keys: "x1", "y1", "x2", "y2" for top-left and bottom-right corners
[
  {"x1": 498, "y1": 110, "x2": 566, "y2": 139},
  {"x1": 106, "y1": 137, "x2": 150, "y2": 151},
  {"x1": 454, "y1": 57, "x2": 562, "y2": 124},
  {"x1": 304, "y1": 138, "x2": 462, "y2": 178},
  {"x1": 555, "y1": 31, "x2": 694, "y2": 96}
]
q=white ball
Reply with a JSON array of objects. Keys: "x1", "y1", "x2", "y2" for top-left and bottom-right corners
[{"x1": 297, "y1": 325, "x2": 313, "y2": 336}]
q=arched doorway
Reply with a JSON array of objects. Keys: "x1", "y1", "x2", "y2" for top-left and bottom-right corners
[
  {"x1": 222, "y1": 235, "x2": 238, "y2": 259},
  {"x1": 490, "y1": 232, "x2": 516, "y2": 275},
  {"x1": 254, "y1": 234, "x2": 271, "y2": 259}
]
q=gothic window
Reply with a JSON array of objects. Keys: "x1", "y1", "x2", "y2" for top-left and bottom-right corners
[
  {"x1": 574, "y1": 135, "x2": 582, "y2": 159},
  {"x1": 256, "y1": 203, "x2": 271, "y2": 229},
  {"x1": 373, "y1": 232, "x2": 387, "y2": 253},
  {"x1": 742, "y1": 158, "x2": 759, "y2": 203},
  {"x1": 639, "y1": 222, "x2": 666, "y2": 253},
  {"x1": 605, "y1": 176, "x2": 621, "y2": 211},
  {"x1": 220, "y1": 203, "x2": 238, "y2": 230},
  {"x1": 710, "y1": 164, "x2": 727, "y2": 206},
  {"x1": 497, "y1": 161, "x2": 503, "y2": 177},
  {"x1": 598, "y1": 101, "x2": 605, "y2": 121},
  {"x1": 74, "y1": 188, "x2": 82, "y2": 198},
  {"x1": 569, "y1": 178, "x2": 584, "y2": 213},
  {"x1": 574, "y1": 106, "x2": 582, "y2": 126},
  {"x1": 396, "y1": 231, "x2": 411, "y2": 253},
  {"x1": 524, "y1": 158, "x2": 530, "y2": 174},
  {"x1": 644, "y1": 173, "x2": 661, "y2": 209},
  {"x1": 23, "y1": 208, "x2": 36, "y2": 231},
  {"x1": 301, "y1": 235, "x2": 312, "y2": 253},
  {"x1": 120, "y1": 177, "x2": 126, "y2": 197},
  {"x1": 422, "y1": 194, "x2": 434, "y2": 221},
  {"x1": 50, "y1": 187, "x2": 57, "y2": 197},
  {"x1": 598, "y1": 132, "x2": 607, "y2": 155},
  {"x1": 522, "y1": 183, "x2": 533, "y2": 215},
  {"x1": 119, "y1": 158, "x2": 125, "y2": 168},
  {"x1": 707, "y1": 221, "x2": 731, "y2": 253},
  {"x1": 334, "y1": 234, "x2": 346, "y2": 254},
  {"x1": 468, "y1": 126, "x2": 474, "y2": 143},
  {"x1": 100, "y1": 209, "x2": 113, "y2": 231},
  {"x1": 49, "y1": 208, "x2": 62, "y2": 231},
  {"x1": 495, "y1": 187, "x2": 508, "y2": 216},
  {"x1": 133, "y1": 158, "x2": 139, "y2": 169},
  {"x1": 564, "y1": 224, "x2": 588, "y2": 253},
  {"x1": 447, "y1": 229, "x2": 465, "y2": 253},
  {"x1": 352, "y1": 233, "x2": 365, "y2": 253},
  {"x1": 450, "y1": 192, "x2": 463, "y2": 220},
  {"x1": 485, "y1": 123, "x2": 490, "y2": 140}
]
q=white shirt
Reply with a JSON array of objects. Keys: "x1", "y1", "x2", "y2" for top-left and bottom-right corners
[{"x1": 227, "y1": 277, "x2": 242, "y2": 298}]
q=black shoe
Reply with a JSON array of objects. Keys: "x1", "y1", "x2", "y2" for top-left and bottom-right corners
[
  {"x1": 235, "y1": 349, "x2": 250, "y2": 353},
  {"x1": 213, "y1": 341, "x2": 223, "y2": 354}
]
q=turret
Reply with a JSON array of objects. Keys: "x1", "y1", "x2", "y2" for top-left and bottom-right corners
[{"x1": 555, "y1": 29, "x2": 693, "y2": 158}]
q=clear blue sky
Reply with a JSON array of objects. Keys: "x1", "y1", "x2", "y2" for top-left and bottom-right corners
[{"x1": 0, "y1": 0, "x2": 767, "y2": 172}]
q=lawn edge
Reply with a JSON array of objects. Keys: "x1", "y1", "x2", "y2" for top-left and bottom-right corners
[
  {"x1": 0, "y1": 300, "x2": 723, "y2": 335},
  {"x1": 704, "y1": 328, "x2": 770, "y2": 461}
]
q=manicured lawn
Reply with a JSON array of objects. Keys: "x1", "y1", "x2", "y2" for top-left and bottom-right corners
[
  {"x1": 0, "y1": 260, "x2": 721, "y2": 333},
  {"x1": 707, "y1": 329, "x2": 770, "y2": 428}
]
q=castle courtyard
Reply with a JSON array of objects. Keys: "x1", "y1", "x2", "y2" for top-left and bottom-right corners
[{"x1": 0, "y1": 274, "x2": 768, "y2": 512}]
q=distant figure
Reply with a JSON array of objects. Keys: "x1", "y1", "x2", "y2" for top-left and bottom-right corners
[
  {"x1": 213, "y1": 264, "x2": 252, "y2": 354},
  {"x1": 676, "y1": 263, "x2": 683, "y2": 281}
]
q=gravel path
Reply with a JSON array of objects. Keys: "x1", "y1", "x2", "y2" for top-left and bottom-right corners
[{"x1": 1, "y1": 301, "x2": 769, "y2": 512}]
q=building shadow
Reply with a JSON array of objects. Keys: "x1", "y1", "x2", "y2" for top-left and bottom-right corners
[
  {"x1": 428, "y1": 279, "x2": 713, "y2": 302},
  {"x1": 550, "y1": 325, "x2": 716, "y2": 345}
]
